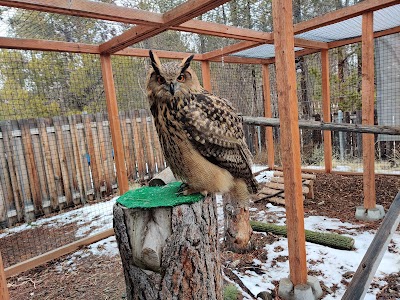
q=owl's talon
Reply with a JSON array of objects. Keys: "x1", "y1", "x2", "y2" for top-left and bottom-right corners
[
  {"x1": 176, "y1": 183, "x2": 188, "y2": 196},
  {"x1": 176, "y1": 183, "x2": 206, "y2": 196}
]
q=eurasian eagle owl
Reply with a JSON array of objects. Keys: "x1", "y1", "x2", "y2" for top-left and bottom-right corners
[{"x1": 146, "y1": 50, "x2": 258, "y2": 202}]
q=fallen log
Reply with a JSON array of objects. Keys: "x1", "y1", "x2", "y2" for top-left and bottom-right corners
[
  {"x1": 148, "y1": 167, "x2": 176, "y2": 187},
  {"x1": 250, "y1": 221, "x2": 355, "y2": 250}
]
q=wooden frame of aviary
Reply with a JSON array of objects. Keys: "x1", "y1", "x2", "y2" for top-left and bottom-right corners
[{"x1": 0, "y1": 0, "x2": 399, "y2": 298}]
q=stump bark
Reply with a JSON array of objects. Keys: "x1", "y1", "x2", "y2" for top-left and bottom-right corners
[
  {"x1": 113, "y1": 189, "x2": 223, "y2": 300},
  {"x1": 223, "y1": 192, "x2": 252, "y2": 253}
]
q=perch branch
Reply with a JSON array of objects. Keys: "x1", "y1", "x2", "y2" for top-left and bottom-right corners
[{"x1": 243, "y1": 116, "x2": 400, "y2": 135}]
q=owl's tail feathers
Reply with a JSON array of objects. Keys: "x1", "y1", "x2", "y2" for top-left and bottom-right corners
[{"x1": 247, "y1": 177, "x2": 259, "y2": 194}]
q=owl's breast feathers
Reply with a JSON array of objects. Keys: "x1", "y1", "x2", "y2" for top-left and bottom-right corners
[{"x1": 151, "y1": 91, "x2": 258, "y2": 194}]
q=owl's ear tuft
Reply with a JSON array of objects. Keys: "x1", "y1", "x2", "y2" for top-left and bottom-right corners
[
  {"x1": 180, "y1": 54, "x2": 194, "y2": 73},
  {"x1": 149, "y1": 50, "x2": 162, "y2": 75}
]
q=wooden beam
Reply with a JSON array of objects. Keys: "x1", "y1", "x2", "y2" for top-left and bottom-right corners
[
  {"x1": 99, "y1": 25, "x2": 159, "y2": 55},
  {"x1": 202, "y1": 41, "x2": 261, "y2": 60},
  {"x1": 162, "y1": 0, "x2": 226, "y2": 27},
  {"x1": 208, "y1": 55, "x2": 270, "y2": 65},
  {"x1": 293, "y1": 37, "x2": 328, "y2": 50},
  {"x1": 99, "y1": 0, "x2": 230, "y2": 54},
  {"x1": 0, "y1": 253, "x2": 9, "y2": 300},
  {"x1": 117, "y1": 48, "x2": 268, "y2": 64},
  {"x1": 175, "y1": 20, "x2": 273, "y2": 42},
  {"x1": 116, "y1": 48, "x2": 201, "y2": 60},
  {"x1": 342, "y1": 192, "x2": 400, "y2": 300},
  {"x1": 0, "y1": 37, "x2": 267, "y2": 65},
  {"x1": 0, "y1": 0, "x2": 163, "y2": 25},
  {"x1": 100, "y1": 54, "x2": 129, "y2": 194},
  {"x1": 361, "y1": 12, "x2": 376, "y2": 210},
  {"x1": 0, "y1": 37, "x2": 100, "y2": 53},
  {"x1": 293, "y1": 0, "x2": 400, "y2": 34},
  {"x1": 243, "y1": 116, "x2": 400, "y2": 135},
  {"x1": 204, "y1": 38, "x2": 327, "y2": 64},
  {"x1": 0, "y1": 0, "x2": 271, "y2": 44},
  {"x1": 239, "y1": 48, "x2": 321, "y2": 66},
  {"x1": 5, "y1": 229, "x2": 114, "y2": 278},
  {"x1": 201, "y1": 61, "x2": 212, "y2": 92},
  {"x1": 328, "y1": 25, "x2": 400, "y2": 49},
  {"x1": 272, "y1": 0, "x2": 307, "y2": 286},
  {"x1": 262, "y1": 65, "x2": 275, "y2": 169},
  {"x1": 321, "y1": 50, "x2": 332, "y2": 173},
  {"x1": 0, "y1": 0, "x2": 397, "y2": 51}
]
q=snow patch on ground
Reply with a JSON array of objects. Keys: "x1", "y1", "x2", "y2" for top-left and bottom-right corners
[
  {"x1": 0, "y1": 197, "x2": 118, "y2": 239},
  {"x1": 236, "y1": 209, "x2": 400, "y2": 299},
  {"x1": 2, "y1": 171, "x2": 399, "y2": 299}
]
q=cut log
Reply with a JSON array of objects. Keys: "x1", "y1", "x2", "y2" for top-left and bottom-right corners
[
  {"x1": 303, "y1": 179, "x2": 314, "y2": 200},
  {"x1": 255, "y1": 171, "x2": 315, "y2": 204},
  {"x1": 250, "y1": 221, "x2": 355, "y2": 250},
  {"x1": 273, "y1": 170, "x2": 316, "y2": 180},
  {"x1": 270, "y1": 177, "x2": 285, "y2": 184},
  {"x1": 264, "y1": 181, "x2": 309, "y2": 194},
  {"x1": 148, "y1": 167, "x2": 176, "y2": 187},
  {"x1": 113, "y1": 182, "x2": 223, "y2": 300},
  {"x1": 254, "y1": 187, "x2": 285, "y2": 202},
  {"x1": 265, "y1": 197, "x2": 286, "y2": 205}
]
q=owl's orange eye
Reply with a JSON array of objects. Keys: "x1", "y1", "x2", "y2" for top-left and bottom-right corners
[
  {"x1": 157, "y1": 75, "x2": 166, "y2": 84},
  {"x1": 177, "y1": 74, "x2": 185, "y2": 82}
]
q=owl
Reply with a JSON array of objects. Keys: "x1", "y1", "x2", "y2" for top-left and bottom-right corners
[{"x1": 146, "y1": 50, "x2": 258, "y2": 202}]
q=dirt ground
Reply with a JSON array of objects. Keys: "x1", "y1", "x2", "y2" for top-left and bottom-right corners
[{"x1": 5, "y1": 173, "x2": 400, "y2": 300}]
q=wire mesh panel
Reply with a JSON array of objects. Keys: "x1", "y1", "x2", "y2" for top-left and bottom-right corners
[
  {"x1": 375, "y1": 33, "x2": 400, "y2": 171},
  {"x1": 0, "y1": 50, "x2": 164, "y2": 268},
  {"x1": 209, "y1": 62, "x2": 267, "y2": 163}
]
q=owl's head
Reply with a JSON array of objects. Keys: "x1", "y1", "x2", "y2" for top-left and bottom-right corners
[{"x1": 146, "y1": 50, "x2": 203, "y2": 101}]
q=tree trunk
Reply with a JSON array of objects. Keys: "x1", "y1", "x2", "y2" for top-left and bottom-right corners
[{"x1": 113, "y1": 194, "x2": 223, "y2": 300}]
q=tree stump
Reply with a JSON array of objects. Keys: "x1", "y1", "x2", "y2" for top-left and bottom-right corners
[
  {"x1": 113, "y1": 182, "x2": 223, "y2": 300},
  {"x1": 223, "y1": 192, "x2": 252, "y2": 253}
]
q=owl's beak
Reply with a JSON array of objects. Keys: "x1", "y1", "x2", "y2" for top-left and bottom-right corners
[{"x1": 169, "y1": 82, "x2": 176, "y2": 95}]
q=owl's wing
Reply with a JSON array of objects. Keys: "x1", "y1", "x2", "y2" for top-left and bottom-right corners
[{"x1": 181, "y1": 92, "x2": 257, "y2": 192}]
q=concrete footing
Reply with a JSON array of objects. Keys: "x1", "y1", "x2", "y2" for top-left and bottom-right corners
[
  {"x1": 355, "y1": 205, "x2": 385, "y2": 221},
  {"x1": 278, "y1": 276, "x2": 323, "y2": 300}
]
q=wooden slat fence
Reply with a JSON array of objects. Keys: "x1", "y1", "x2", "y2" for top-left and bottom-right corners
[{"x1": 0, "y1": 109, "x2": 166, "y2": 228}]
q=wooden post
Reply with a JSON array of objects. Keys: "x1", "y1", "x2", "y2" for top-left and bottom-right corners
[
  {"x1": 100, "y1": 54, "x2": 129, "y2": 195},
  {"x1": 262, "y1": 64, "x2": 275, "y2": 169},
  {"x1": 321, "y1": 49, "x2": 332, "y2": 173},
  {"x1": 0, "y1": 253, "x2": 10, "y2": 300},
  {"x1": 201, "y1": 60, "x2": 212, "y2": 92},
  {"x1": 361, "y1": 12, "x2": 376, "y2": 209},
  {"x1": 113, "y1": 184, "x2": 223, "y2": 300},
  {"x1": 272, "y1": 0, "x2": 308, "y2": 286}
]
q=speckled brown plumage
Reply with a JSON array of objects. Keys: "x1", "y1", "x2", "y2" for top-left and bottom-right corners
[{"x1": 146, "y1": 50, "x2": 257, "y2": 200}]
